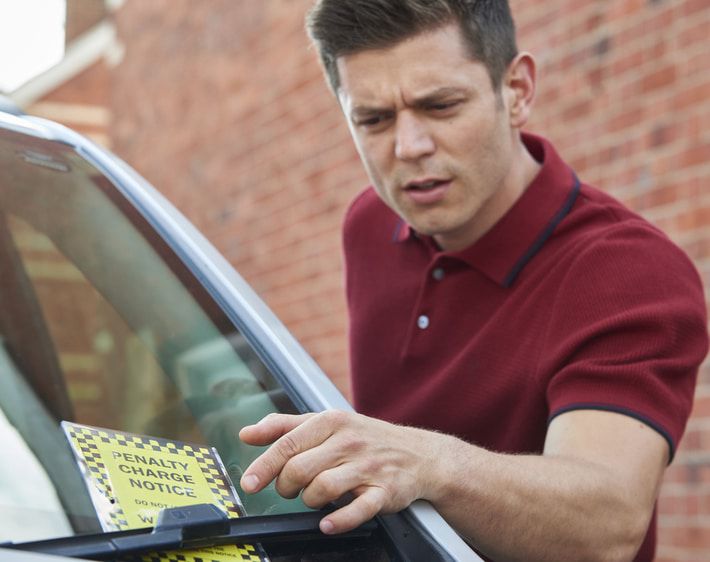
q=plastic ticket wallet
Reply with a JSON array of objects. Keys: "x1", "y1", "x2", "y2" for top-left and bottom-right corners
[{"x1": 62, "y1": 421, "x2": 269, "y2": 562}]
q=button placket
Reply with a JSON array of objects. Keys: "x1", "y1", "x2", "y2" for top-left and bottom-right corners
[
  {"x1": 416, "y1": 262, "x2": 447, "y2": 332},
  {"x1": 400, "y1": 259, "x2": 448, "y2": 359}
]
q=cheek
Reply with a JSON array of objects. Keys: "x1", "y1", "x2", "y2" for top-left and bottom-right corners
[
  {"x1": 361, "y1": 159, "x2": 385, "y2": 194},
  {"x1": 357, "y1": 141, "x2": 390, "y2": 185}
]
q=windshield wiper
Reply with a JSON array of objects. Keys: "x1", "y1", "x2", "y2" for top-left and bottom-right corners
[{"x1": 5, "y1": 504, "x2": 378, "y2": 560}]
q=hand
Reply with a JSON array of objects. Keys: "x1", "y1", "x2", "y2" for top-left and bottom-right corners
[{"x1": 238, "y1": 410, "x2": 439, "y2": 534}]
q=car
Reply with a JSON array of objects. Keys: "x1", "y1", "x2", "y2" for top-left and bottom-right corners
[{"x1": 0, "y1": 109, "x2": 482, "y2": 561}]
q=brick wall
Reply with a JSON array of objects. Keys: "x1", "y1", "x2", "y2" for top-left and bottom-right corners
[
  {"x1": 109, "y1": 1, "x2": 710, "y2": 558},
  {"x1": 111, "y1": 0, "x2": 362, "y2": 395},
  {"x1": 21, "y1": 0, "x2": 112, "y2": 148},
  {"x1": 27, "y1": 61, "x2": 113, "y2": 148},
  {"x1": 65, "y1": 0, "x2": 108, "y2": 44}
]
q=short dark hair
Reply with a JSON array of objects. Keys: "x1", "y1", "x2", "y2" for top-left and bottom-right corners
[{"x1": 306, "y1": 0, "x2": 518, "y2": 93}]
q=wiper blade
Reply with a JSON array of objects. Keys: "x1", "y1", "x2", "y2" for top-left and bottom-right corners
[{"x1": 6, "y1": 504, "x2": 377, "y2": 560}]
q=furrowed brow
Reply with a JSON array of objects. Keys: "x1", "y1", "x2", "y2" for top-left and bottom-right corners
[
  {"x1": 350, "y1": 105, "x2": 391, "y2": 117},
  {"x1": 410, "y1": 87, "x2": 468, "y2": 107},
  {"x1": 348, "y1": 86, "x2": 468, "y2": 118}
]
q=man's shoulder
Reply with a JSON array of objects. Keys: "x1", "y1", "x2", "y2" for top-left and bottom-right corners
[
  {"x1": 559, "y1": 181, "x2": 669, "y2": 251},
  {"x1": 345, "y1": 186, "x2": 388, "y2": 220},
  {"x1": 343, "y1": 186, "x2": 399, "y2": 240},
  {"x1": 550, "y1": 181, "x2": 703, "y2": 296},
  {"x1": 527, "y1": 174, "x2": 706, "y2": 304}
]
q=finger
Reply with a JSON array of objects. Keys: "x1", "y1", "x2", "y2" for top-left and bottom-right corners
[
  {"x1": 275, "y1": 441, "x2": 346, "y2": 499},
  {"x1": 319, "y1": 487, "x2": 387, "y2": 535},
  {"x1": 278, "y1": 445, "x2": 354, "y2": 502},
  {"x1": 238, "y1": 413, "x2": 315, "y2": 446},
  {"x1": 240, "y1": 412, "x2": 337, "y2": 494},
  {"x1": 298, "y1": 463, "x2": 363, "y2": 509}
]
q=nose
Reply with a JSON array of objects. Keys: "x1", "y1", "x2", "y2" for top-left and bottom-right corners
[{"x1": 394, "y1": 112, "x2": 435, "y2": 161}]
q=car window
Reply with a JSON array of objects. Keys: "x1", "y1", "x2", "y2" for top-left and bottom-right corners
[
  {"x1": 0, "y1": 128, "x2": 308, "y2": 540},
  {"x1": 0, "y1": 124, "x2": 457, "y2": 562}
]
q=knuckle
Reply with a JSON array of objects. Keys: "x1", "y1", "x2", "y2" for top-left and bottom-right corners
[
  {"x1": 356, "y1": 492, "x2": 382, "y2": 519},
  {"x1": 300, "y1": 492, "x2": 319, "y2": 509},
  {"x1": 275, "y1": 433, "x2": 301, "y2": 460},
  {"x1": 359, "y1": 456, "x2": 382, "y2": 475},
  {"x1": 301, "y1": 471, "x2": 346, "y2": 509},
  {"x1": 301, "y1": 480, "x2": 328, "y2": 508},
  {"x1": 284, "y1": 456, "x2": 310, "y2": 484},
  {"x1": 322, "y1": 409, "x2": 349, "y2": 428},
  {"x1": 313, "y1": 473, "x2": 341, "y2": 500},
  {"x1": 274, "y1": 475, "x2": 300, "y2": 499},
  {"x1": 339, "y1": 433, "x2": 365, "y2": 454},
  {"x1": 261, "y1": 412, "x2": 282, "y2": 426},
  {"x1": 258, "y1": 455, "x2": 283, "y2": 480},
  {"x1": 348, "y1": 493, "x2": 382, "y2": 524},
  {"x1": 301, "y1": 490, "x2": 328, "y2": 509}
]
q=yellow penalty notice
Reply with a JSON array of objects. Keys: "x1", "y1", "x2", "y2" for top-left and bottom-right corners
[{"x1": 62, "y1": 421, "x2": 269, "y2": 562}]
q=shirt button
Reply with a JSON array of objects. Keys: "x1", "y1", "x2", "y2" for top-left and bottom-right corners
[
  {"x1": 432, "y1": 267, "x2": 445, "y2": 281},
  {"x1": 417, "y1": 315, "x2": 430, "y2": 330}
]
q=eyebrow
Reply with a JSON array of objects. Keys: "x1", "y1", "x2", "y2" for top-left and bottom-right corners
[
  {"x1": 410, "y1": 87, "x2": 469, "y2": 106},
  {"x1": 350, "y1": 87, "x2": 469, "y2": 116}
]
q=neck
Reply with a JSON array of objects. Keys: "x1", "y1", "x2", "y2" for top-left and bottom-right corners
[{"x1": 434, "y1": 135, "x2": 542, "y2": 252}]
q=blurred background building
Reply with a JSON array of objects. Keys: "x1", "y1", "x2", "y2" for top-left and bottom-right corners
[{"x1": 4, "y1": 0, "x2": 709, "y2": 559}]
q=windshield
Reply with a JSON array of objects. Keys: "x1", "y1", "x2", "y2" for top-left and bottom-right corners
[{"x1": 0, "y1": 127, "x2": 306, "y2": 543}]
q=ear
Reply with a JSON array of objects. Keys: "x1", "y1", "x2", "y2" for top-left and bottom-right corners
[{"x1": 503, "y1": 52, "x2": 536, "y2": 128}]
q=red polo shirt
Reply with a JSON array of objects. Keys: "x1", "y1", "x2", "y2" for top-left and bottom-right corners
[{"x1": 343, "y1": 133, "x2": 708, "y2": 561}]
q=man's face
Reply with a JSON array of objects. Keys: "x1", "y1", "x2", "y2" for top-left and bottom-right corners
[{"x1": 337, "y1": 24, "x2": 521, "y2": 251}]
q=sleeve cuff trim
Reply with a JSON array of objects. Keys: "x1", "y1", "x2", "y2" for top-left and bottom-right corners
[{"x1": 548, "y1": 403, "x2": 676, "y2": 463}]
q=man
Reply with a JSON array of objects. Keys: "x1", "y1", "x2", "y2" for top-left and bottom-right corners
[{"x1": 239, "y1": 1, "x2": 709, "y2": 560}]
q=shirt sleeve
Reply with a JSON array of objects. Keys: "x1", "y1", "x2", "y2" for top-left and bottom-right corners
[{"x1": 542, "y1": 222, "x2": 708, "y2": 459}]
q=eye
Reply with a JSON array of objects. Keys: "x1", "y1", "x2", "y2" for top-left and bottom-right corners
[
  {"x1": 360, "y1": 116, "x2": 383, "y2": 126},
  {"x1": 354, "y1": 112, "x2": 393, "y2": 130},
  {"x1": 427, "y1": 101, "x2": 459, "y2": 113}
]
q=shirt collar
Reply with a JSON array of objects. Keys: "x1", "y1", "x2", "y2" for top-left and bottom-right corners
[{"x1": 393, "y1": 133, "x2": 580, "y2": 286}]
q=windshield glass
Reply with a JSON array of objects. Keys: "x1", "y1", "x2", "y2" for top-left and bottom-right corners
[{"x1": 0, "y1": 127, "x2": 306, "y2": 543}]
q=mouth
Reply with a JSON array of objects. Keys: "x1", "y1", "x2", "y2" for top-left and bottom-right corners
[
  {"x1": 402, "y1": 177, "x2": 452, "y2": 204},
  {"x1": 405, "y1": 178, "x2": 450, "y2": 192}
]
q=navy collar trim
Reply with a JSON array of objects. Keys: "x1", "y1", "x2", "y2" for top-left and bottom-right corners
[
  {"x1": 391, "y1": 219, "x2": 405, "y2": 243},
  {"x1": 502, "y1": 172, "x2": 581, "y2": 288}
]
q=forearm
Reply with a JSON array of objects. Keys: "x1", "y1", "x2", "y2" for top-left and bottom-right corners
[
  {"x1": 239, "y1": 410, "x2": 666, "y2": 561},
  {"x1": 422, "y1": 432, "x2": 654, "y2": 562}
]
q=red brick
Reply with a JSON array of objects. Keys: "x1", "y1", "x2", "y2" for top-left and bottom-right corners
[
  {"x1": 677, "y1": 17, "x2": 710, "y2": 49},
  {"x1": 658, "y1": 523, "x2": 710, "y2": 551},
  {"x1": 641, "y1": 64, "x2": 679, "y2": 93},
  {"x1": 684, "y1": 0, "x2": 710, "y2": 17}
]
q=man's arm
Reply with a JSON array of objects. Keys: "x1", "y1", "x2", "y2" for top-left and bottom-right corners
[{"x1": 239, "y1": 408, "x2": 667, "y2": 562}]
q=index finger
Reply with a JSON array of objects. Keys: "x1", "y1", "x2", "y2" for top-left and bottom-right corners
[
  {"x1": 239, "y1": 413, "x2": 315, "y2": 446},
  {"x1": 240, "y1": 411, "x2": 334, "y2": 495}
]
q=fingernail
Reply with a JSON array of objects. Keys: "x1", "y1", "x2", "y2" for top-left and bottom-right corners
[
  {"x1": 241, "y1": 474, "x2": 259, "y2": 493},
  {"x1": 320, "y1": 519, "x2": 334, "y2": 534}
]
